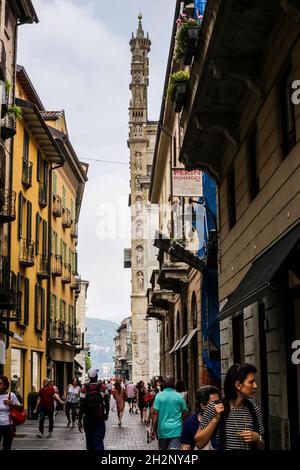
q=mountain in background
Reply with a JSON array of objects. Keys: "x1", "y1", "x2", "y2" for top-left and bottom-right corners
[{"x1": 85, "y1": 317, "x2": 119, "y2": 374}]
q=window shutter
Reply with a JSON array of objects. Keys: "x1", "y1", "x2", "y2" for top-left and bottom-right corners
[
  {"x1": 42, "y1": 220, "x2": 47, "y2": 256},
  {"x1": 18, "y1": 192, "x2": 24, "y2": 239},
  {"x1": 37, "y1": 151, "x2": 41, "y2": 182},
  {"x1": 23, "y1": 130, "x2": 29, "y2": 162},
  {"x1": 60, "y1": 299, "x2": 63, "y2": 320},
  {"x1": 24, "y1": 278, "x2": 29, "y2": 326},
  {"x1": 44, "y1": 161, "x2": 49, "y2": 189},
  {"x1": 50, "y1": 293, "x2": 53, "y2": 320},
  {"x1": 41, "y1": 288, "x2": 45, "y2": 330},
  {"x1": 27, "y1": 201, "x2": 32, "y2": 242},
  {"x1": 62, "y1": 186, "x2": 66, "y2": 208},
  {"x1": 55, "y1": 296, "x2": 58, "y2": 320},
  {"x1": 53, "y1": 173, "x2": 57, "y2": 196},
  {"x1": 35, "y1": 213, "x2": 40, "y2": 255},
  {"x1": 35, "y1": 284, "x2": 39, "y2": 330}
]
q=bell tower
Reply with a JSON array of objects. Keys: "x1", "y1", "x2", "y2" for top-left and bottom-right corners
[{"x1": 127, "y1": 15, "x2": 159, "y2": 383}]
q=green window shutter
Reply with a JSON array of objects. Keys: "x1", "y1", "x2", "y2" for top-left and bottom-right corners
[
  {"x1": 64, "y1": 243, "x2": 67, "y2": 264},
  {"x1": 35, "y1": 213, "x2": 40, "y2": 255},
  {"x1": 55, "y1": 296, "x2": 58, "y2": 320},
  {"x1": 50, "y1": 230, "x2": 53, "y2": 255},
  {"x1": 24, "y1": 278, "x2": 29, "y2": 326},
  {"x1": 26, "y1": 201, "x2": 32, "y2": 242},
  {"x1": 70, "y1": 199, "x2": 74, "y2": 219},
  {"x1": 60, "y1": 239, "x2": 63, "y2": 260},
  {"x1": 18, "y1": 192, "x2": 24, "y2": 239},
  {"x1": 55, "y1": 233, "x2": 58, "y2": 255},
  {"x1": 53, "y1": 173, "x2": 57, "y2": 196},
  {"x1": 50, "y1": 294, "x2": 53, "y2": 320},
  {"x1": 42, "y1": 220, "x2": 47, "y2": 255},
  {"x1": 37, "y1": 151, "x2": 41, "y2": 182},
  {"x1": 68, "y1": 305, "x2": 71, "y2": 325},
  {"x1": 23, "y1": 130, "x2": 29, "y2": 162},
  {"x1": 35, "y1": 284, "x2": 39, "y2": 330},
  {"x1": 44, "y1": 161, "x2": 48, "y2": 189},
  {"x1": 59, "y1": 299, "x2": 63, "y2": 321},
  {"x1": 62, "y1": 186, "x2": 66, "y2": 208},
  {"x1": 41, "y1": 288, "x2": 45, "y2": 330}
]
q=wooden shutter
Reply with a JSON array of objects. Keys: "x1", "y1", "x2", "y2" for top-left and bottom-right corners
[
  {"x1": 24, "y1": 278, "x2": 29, "y2": 326},
  {"x1": 35, "y1": 284, "x2": 39, "y2": 330},
  {"x1": 44, "y1": 161, "x2": 49, "y2": 189},
  {"x1": 53, "y1": 173, "x2": 57, "y2": 196},
  {"x1": 41, "y1": 288, "x2": 45, "y2": 330},
  {"x1": 35, "y1": 213, "x2": 40, "y2": 255},
  {"x1": 23, "y1": 130, "x2": 29, "y2": 162},
  {"x1": 26, "y1": 201, "x2": 32, "y2": 242},
  {"x1": 37, "y1": 151, "x2": 41, "y2": 181},
  {"x1": 18, "y1": 192, "x2": 24, "y2": 239},
  {"x1": 42, "y1": 220, "x2": 47, "y2": 256}
]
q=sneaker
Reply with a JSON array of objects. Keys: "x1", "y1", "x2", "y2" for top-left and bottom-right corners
[
  {"x1": 36, "y1": 432, "x2": 43, "y2": 438},
  {"x1": 47, "y1": 432, "x2": 53, "y2": 439}
]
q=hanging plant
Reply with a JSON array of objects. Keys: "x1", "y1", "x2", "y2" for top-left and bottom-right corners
[
  {"x1": 175, "y1": 15, "x2": 201, "y2": 65},
  {"x1": 167, "y1": 70, "x2": 190, "y2": 102},
  {"x1": 8, "y1": 104, "x2": 23, "y2": 119}
]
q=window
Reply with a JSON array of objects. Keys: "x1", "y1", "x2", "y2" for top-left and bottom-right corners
[
  {"x1": 248, "y1": 128, "x2": 260, "y2": 200},
  {"x1": 31, "y1": 351, "x2": 41, "y2": 392},
  {"x1": 280, "y1": 65, "x2": 296, "y2": 158},
  {"x1": 11, "y1": 348, "x2": 24, "y2": 402},
  {"x1": 227, "y1": 167, "x2": 236, "y2": 228}
]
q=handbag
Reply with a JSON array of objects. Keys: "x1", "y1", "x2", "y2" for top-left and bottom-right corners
[{"x1": 9, "y1": 393, "x2": 26, "y2": 426}]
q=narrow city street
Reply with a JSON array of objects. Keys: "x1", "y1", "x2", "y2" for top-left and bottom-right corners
[{"x1": 11, "y1": 406, "x2": 157, "y2": 451}]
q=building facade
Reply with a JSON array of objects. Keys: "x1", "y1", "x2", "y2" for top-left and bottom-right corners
[
  {"x1": 177, "y1": 0, "x2": 300, "y2": 449},
  {"x1": 74, "y1": 279, "x2": 89, "y2": 379},
  {"x1": 0, "y1": 1, "x2": 38, "y2": 378},
  {"x1": 126, "y1": 15, "x2": 159, "y2": 384},
  {"x1": 114, "y1": 316, "x2": 132, "y2": 381}
]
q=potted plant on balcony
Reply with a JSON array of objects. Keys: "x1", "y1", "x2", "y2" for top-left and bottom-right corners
[
  {"x1": 1, "y1": 104, "x2": 22, "y2": 140},
  {"x1": 167, "y1": 70, "x2": 190, "y2": 113},
  {"x1": 175, "y1": 15, "x2": 201, "y2": 66}
]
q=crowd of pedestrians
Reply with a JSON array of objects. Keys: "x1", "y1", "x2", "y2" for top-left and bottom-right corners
[{"x1": 0, "y1": 362, "x2": 265, "y2": 451}]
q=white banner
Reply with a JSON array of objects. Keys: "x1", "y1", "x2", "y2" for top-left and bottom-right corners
[{"x1": 172, "y1": 169, "x2": 202, "y2": 197}]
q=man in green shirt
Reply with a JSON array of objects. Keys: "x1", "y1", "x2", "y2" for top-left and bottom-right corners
[{"x1": 152, "y1": 376, "x2": 188, "y2": 450}]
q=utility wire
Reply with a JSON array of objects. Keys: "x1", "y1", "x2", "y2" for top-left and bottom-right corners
[{"x1": 82, "y1": 158, "x2": 128, "y2": 165}]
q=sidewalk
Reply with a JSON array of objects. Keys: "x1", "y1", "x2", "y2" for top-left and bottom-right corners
[{"x1": 11, "y1": 406, "x2": 158, "y2": 450}]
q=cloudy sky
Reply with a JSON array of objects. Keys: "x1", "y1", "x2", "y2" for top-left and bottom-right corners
[{"x1": 18, "y1": 0, "x2": 175, "y2": 323}]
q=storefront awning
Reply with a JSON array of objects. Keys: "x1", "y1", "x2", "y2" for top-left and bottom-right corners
[
  {"x1": 173, "y1": 335, "x2": 188, "y2": 353},
  {"x1": 74, "y1": 359, "x2": 83, "y2": 370},
  {"x1": 180, "y1": 328, "x2": 197, "y2": 348},
  {"x1": 169, "y1": 339, "x2": 181, "y2": 355},
  {"x1": 219, "y1": 222, "x2": 300, "y2": 320}
]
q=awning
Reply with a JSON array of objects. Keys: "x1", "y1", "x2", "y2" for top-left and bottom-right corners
[
  {"x1": 180, "y1": 328, "x2": 197, "y2": 348},
  {"x1": 169, "y1": 339, "x2": 181, "y2": 355},
  {"x1": 219, "y1": 222, "x2": 300, "y2": 320},
  {"x1": 173, "y1": 335, "x2": 188, "y2": 352},
  {"x1": 74, "y1": 359, "x2": 83, "y2": 370}
]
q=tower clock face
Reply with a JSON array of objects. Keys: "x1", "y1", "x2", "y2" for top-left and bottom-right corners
[{"x1": 134, "y1": 74, "x2": 142, "y2": 83}]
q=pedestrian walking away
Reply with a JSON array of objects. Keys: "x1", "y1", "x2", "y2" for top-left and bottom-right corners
[
  {"x1": 0, "y1": 375, "x2": 22, "y2": 450},
  {"x1": 152, "y1": 376, "x2": 188, "y2": 450},
  {"x1": 78, "y1": 368, "x2": 109, "y2": 450},
  {"x1": 34, "y1": 378, "x2": 65, "y2": 439},
  {"x1": 112, "y1": 380, "x2": 126, "y2": 426},
  {"x1": 195, "y1": 363, "x2": 265, "y2": 450}
]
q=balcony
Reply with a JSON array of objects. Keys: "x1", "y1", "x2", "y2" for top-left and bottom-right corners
[
  {"x1": 0, "y1": 261, "x2": 22, "y2": 320},
  {"x1": 52, "y1": 195, "x2": 62, "y2": 217},
  {"x1": 0, "y1": 190, "x2": 16, "y2": 223},
  {"x1": 1, "y1": 113, "x2": 16, "y2": 140},
  {"x1": 64, "y1": 324, "x2": 74, "y2": 343},
  {"x1": 37, "y1": 255, "x2": 50, "y2": 279},
  {"x1": 70, "y1": 221, "x2": 78, "y2": 239},
  {"x1": 22, "y1": 160, "x2": 33, "y2": 188},
  {"x1": 158, "y1": 262, "x2": 188, "y2": 294},
  {"x1": 62, "y1": 208, "x2": 71, "y2": 228},
  {"x1": 70, "y1": 275, "x2": 81, "y2": 291},
  {"x1": 62, "y1": 263, "x2": 71, "y2": 283},
  {"x1": 49, "y1": 319, "x2": 65, "y2": 341},
  {"x1": 38, "y1": 185, "x2": 47, "y2": 207},
  {"x1": 51, "y1": 254, "x2": 62, "y2": 277},
  {"x1": 72, "y1": 327, "x2": 83, "y2": 348},
  {"x1": 19, "y1": 239, "x2": 35, "y2": 267},
  {"x1": 1, "y1": 83, "x2": 9, "y2": 119},
  {"x1": 0, "y1": 40, "x2": 6, "y2": 81}
]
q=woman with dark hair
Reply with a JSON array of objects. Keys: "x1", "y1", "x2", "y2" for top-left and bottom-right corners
[
  {"x1": 0, "y1": 375, "x2": 22, "y2": 450},
  {"x1": 195, "y1": 363, "x2": 265, "y2": 450},
  {"x1": 181, "y1": 385, "x2": 220, "y2": 450},
  {"x1": 175, "y1": 380, "x2": 188, "y2": 404},
  {"x1": 137, "y1": 381, "x2": 146, "y2": 423}
]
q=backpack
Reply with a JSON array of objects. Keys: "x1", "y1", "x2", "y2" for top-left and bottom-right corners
[{"x1": 83, "y1": 383, "x2": 105, "y2": 423}]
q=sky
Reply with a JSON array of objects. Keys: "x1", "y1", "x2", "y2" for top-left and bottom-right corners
[{"x1": 18, "y1": 0, "x2": 175, "y2": 323}]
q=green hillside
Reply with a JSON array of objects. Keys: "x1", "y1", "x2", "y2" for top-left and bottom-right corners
[{"x1": 85, "y1": 317, "x2": 119, "y2": 370}]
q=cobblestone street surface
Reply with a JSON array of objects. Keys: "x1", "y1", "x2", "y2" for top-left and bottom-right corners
[{"x1": 12, "y1": 406, "x2": 158, "y2": 451}]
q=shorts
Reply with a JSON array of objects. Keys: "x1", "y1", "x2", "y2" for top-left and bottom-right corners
[{"x1": 127, "y1": 398, "x2": 134, "y2": 404}]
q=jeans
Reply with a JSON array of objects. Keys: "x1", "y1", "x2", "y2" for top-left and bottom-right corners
[
  {"x1": 39, "y1": 408, "x2": 54, "y2": 434},
  {"x1": 65, "y1": 402, "x2": 78, "y2": 422},
  {"x1": 83, "y1": 417, "x2": 106, "y2": 450},
  {"x1": 158, "y1": 437, "x2": 181, "y2": 450},
  {"x1": 0, "y1": 425, "x2": 14, "y2": 450}
]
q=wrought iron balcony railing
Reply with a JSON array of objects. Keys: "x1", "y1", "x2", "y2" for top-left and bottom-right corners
[
  {"x1": 51, "y1": 254, "x2": 62, "y2": 276},
  {"x1": 70, "y1": 221, "x2": 78, "y2": 239},
  {"x1": 49, "y1": 319, "x2": 65, "y2": 340},
  {"x1": 19, "y1": 239, "x2": 35, "y2": 267},
  {"x1": 52, "y1": 194, "x2": 62, "y2": 217},
  {"x1": 0, "y1": 189, "x2": 16, "y2": 223},
  {"x1": 70, "y1": 275, "x2": 81, "y2": 291},
  {"x1": 72, "y1": 327, "x2": 82, "y2": 347},
  {"x1": 38, "y1": 184, "x2": 48, "y2": 207},
  {"x1": 62, "y1": 208, "x2": 71, "y2": 228},
  {"x1": 22, "y1": 160, "x2": 33, "y2": 188},
  {"x1": 62, "y1": 263, "x2": 71, "y2": 283},
  {"x1": 1, "y1": 113, "x2": 16, "y2": 140},
  {"x1": 37, "y1": 254, "x2": 50, "y2": 279}
]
